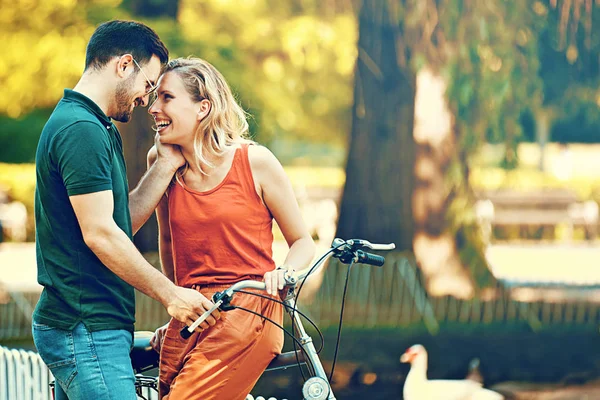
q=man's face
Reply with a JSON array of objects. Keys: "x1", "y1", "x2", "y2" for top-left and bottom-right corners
[{"x1": 113, "y1": 55, "x2": 161, "y2": 123}]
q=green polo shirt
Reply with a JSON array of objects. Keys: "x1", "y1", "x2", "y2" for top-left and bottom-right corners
[{"x1": 33, "y1": 89, "x2": 135, "y2": 332}]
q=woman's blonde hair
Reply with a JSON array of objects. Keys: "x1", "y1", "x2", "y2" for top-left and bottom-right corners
[{"x1": 164, "y1": 57, "x2": 252, "y2": 176}]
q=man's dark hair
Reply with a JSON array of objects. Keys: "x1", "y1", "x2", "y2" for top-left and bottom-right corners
[{"x1": 85, "y1": 20, "x2": 169, "y2": 70}]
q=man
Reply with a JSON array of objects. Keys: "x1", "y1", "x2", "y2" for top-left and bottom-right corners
[{"x1": 33, "y1": 20, "x2": 219, "y2": 399}]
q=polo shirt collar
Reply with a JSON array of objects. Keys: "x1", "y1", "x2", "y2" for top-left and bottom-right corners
[{"x1": 63, "y1": 89, "x2": 112, "y2": 126}]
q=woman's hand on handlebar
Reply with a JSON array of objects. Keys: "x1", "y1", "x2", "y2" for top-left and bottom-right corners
[{"x1": 263, "y1": 267, "x2": 286, "y2": 296}]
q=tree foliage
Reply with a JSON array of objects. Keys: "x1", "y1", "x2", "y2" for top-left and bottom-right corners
[
  {"x1": 175, "y1": 0, "x2": 358, "y2": 146},
  {"x1": 1, "y1": 0, "x2": 597, "y2": 158},
  {"x1": 0, "y1": 0, "x2": 359, "y2": 150},
  {"x1": 539, "y1": 0, "x2": 600, "y2": 142},
  {"x1": 0, "y1": 0, "x2": 122, "y2": 118}
]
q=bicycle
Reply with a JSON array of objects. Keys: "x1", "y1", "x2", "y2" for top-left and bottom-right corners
[{"x1": 53, "y1": 237, "x2": 395, "y2": 400}]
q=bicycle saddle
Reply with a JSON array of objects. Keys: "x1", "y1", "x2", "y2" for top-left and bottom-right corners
[{"x1": 131, "y1": 331, "x2": 159, "y2": 373}]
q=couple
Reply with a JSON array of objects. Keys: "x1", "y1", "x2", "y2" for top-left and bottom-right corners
[{"x1": 33, "y1": 20, "x2": 315, "y2": 400}]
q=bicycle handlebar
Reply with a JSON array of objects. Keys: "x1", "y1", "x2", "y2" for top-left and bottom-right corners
[
  {"x1": 356, "y1": 250, "x2": 385, "y2": 266},
  {"x1": 180, "y1": 237, "x2": 395, "y2": 339},
  {"x1": 180, "y1": 281, "x2": 267, "y2": 339}
]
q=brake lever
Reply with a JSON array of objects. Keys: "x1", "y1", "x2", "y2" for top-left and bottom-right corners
[
  {"x1": 348, "y1": 239, "x2": 396, "y2": 251},
  {"x1": 284, "y1": 270, "x2": 298, "y2": 286}
]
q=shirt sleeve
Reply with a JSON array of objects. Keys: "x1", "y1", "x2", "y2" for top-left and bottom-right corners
[{"x1": 51, "y1": 121, "x2": 114, "y2": 196}]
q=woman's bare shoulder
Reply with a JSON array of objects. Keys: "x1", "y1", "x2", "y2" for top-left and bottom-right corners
[{"x1": 247, "y1": 144, "x2": 280, "y2": 169}]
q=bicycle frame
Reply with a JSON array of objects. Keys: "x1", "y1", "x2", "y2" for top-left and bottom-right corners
[
  {"x1": 130, "y1": 279, "x2": 335, "y2": 400},
  {"x1": 179, "y1": 238, "x2": 395, "y2": 400},
  {"x1": 219, "y1": 279, "x2": 334, "y2": 399},
  {"x1": 281, "y1": 285, "x2": 333, "y2": 399}
]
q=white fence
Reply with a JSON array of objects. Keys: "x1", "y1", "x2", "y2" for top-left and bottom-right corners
[{"x1": 0, "y1": 346, "x2": 53, "y2": 400}]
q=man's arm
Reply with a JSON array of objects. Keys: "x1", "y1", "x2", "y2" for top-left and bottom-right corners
[
  {"x1": 129, "y1": 158, "x2": 176, "y2": 234},
  {"x1": 70, "y1": 190, "x2": 219, "y2": 330},
  {"x1": 129, "y1": 135, "x2": 184, "y2": 234}
]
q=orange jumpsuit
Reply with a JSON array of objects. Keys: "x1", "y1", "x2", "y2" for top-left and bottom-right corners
[{"x1": 159, "y1": 144, "x2": 284, "y2": 400}]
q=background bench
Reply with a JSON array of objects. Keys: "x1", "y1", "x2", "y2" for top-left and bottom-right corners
[{"x1": 475, "y1": 189, "x2": 599, "y2": 242}]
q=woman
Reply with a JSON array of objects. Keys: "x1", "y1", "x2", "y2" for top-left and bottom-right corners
[{"x1": 147, "y1": 57, "x2": 316, "y2": 400}]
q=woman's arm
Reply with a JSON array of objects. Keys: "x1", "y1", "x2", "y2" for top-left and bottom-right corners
[
  {"x1": 147, "y1": 146, "x2": 175, "y2": 282},
  {"x1": 248, "y1": 145, "x2": 316, "y2": 295}
]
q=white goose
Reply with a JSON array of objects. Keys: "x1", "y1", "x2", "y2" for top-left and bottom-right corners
[{"x1": 401, "y1": 344, "x2": 504, "y2": 400}]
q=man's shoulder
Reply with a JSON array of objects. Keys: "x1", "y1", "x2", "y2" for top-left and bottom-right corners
[
  {"x1": 39, "y1": 106, "x2": 113, "y2": 165},
  {"x1": 41, "y1": 104, "x2": 110, "y2": 151},
  {"x1": 47, "y1": 100, "x2": 107, "y2": 134}
]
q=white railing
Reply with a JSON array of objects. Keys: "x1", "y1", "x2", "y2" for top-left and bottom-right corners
[{"x1": 0, "y1": 346, "x2": 53, "y2": 400}]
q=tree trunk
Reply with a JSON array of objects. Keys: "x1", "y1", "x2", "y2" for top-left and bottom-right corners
[
  {"x1": 335, "y1": 0, "x2": 415, "y2": 250},
  {"x1": 116, "y1": 107, "x2": 158, "y2": 252},
  {"x1": 336, "y1": 0, "x2": 476, "y2": 298},
  {"x1": 412, "y1": 69, "x2": 475, "y2": 298}
]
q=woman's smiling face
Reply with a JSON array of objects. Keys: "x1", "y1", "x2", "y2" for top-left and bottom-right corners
[{"x1": 148, "y1": 71, "x2": 203, "y2": 146}]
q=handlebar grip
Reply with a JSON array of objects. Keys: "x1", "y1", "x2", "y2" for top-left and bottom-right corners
[
  {"x1": 179, "y1": 299, "x2": 225, "y2": 340},
  {"x1": 357, "y1": 250, "x2": 385, "y2": 266},
  {"x1": 180, "y1": 326, "x2": 193, "y2": 339}
]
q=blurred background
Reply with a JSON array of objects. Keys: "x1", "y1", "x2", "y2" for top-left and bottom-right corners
[{"x1": 1, "y1": 0, "x2": 600, "y2": 399}]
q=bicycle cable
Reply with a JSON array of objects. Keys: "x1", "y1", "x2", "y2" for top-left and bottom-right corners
[
  {"x1": 287, "y1": 241, "x2": 345, "y2": 382},
  {"x1": 229, "y1": 241, "x2": 347, "y2": 384},
  {"x1": 235, "y1": 290, "x2": 324, "y2": 354},
  {"x1": 230, "y1": 305, "x2": 318, "y2": 375},
  {"x1": 328, "y1": 258, "x2": 355, "y2": 382},
  {"x1": 292, "y1": 242, "x2": 345, "y2": 342},
  {"x1": 235, "y1": 289, "x2": 325, "y2": 380},
  {"x1": 232, "y1": 245, "x2": 342, "y2": 382}
]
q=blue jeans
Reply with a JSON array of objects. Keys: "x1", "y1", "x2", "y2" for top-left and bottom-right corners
[{"x1": 32, "y1": 321, "x2": 137, "y2": 400}]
